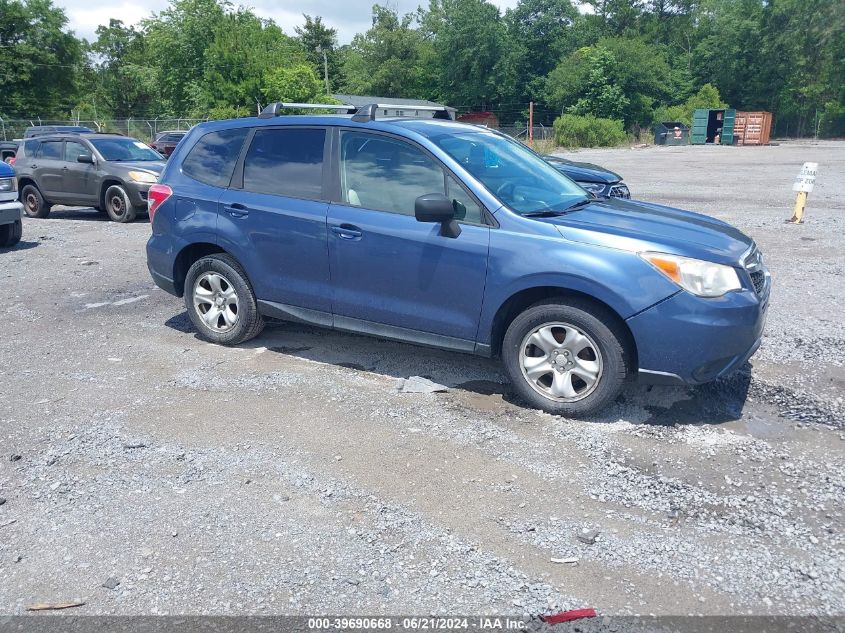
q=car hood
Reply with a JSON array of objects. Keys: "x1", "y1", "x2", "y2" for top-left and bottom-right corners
[
  {"x1": 541, "y1": 197, "x2": 753, "y2": 265},
  {"x1": 110, "y1": 161, "x2": 165, "y2": 175},
  {"x1": 545, "y1": 157, "x2": 621, "y2": 184}
]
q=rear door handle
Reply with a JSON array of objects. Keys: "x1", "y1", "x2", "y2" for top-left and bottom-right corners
[
  {"x1": 331, "y1": 224, "x2": 362, "y2": 240},
  {"x1": 224, "y1": 203, "x2": 248, "y2": 218}
]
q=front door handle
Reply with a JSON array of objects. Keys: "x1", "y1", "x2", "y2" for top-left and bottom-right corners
[
  {"x1": 331, "y1": 224, "x2": 363, "y2": 240},
  {"x1": 224, "y1": 203, "x2": 248, "y2": 218}
]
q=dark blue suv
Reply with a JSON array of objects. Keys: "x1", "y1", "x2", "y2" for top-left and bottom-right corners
[{"x1": 146, "y1": 103, "x2": 770, "y2": 416}]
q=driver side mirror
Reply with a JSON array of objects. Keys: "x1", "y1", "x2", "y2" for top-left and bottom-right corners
[
  {"x1": 414, "y1": 193, "x2": 461, "y2": 238},
  {"x1": 77, "y1": 154, "x2": 94, "y2": 164}
]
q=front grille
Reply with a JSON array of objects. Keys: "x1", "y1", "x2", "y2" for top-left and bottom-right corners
[
  {"x1": 609, "y1": 184, "x2": 630, "y2": 199},
  {"x1": 742, "y1": 244, "x2": 767, "y2": 297},
  {"x1": 750, "y1": 270, "x2": 766, "y2": 294}
]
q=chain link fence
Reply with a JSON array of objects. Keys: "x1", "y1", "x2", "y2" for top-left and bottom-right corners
[
  {"x1": 0, "y1": 118, "x2": 208, "y2": 142},
  {"x1": 2, "y1": 108, "x2": 560, "y2": 145}
]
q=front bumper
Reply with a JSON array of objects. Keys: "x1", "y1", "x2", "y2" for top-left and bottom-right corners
[
  {"x1": 0, "y1": 199, "x2": 23, "y2": 224},
  {"x1": 628, "y1": 286, "x2": 768, "y2": 385},
  {"x1": 125, "y1": 181, "x2": 153, "y2": 208}
]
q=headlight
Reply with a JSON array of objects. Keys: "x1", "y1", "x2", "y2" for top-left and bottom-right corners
[
  {"x1": 640, "y1": 252, "x2": 741, "y2": 297},
  {"x1": 128, "y1": 171, "x2": 158, "y2": 184},
  {"x1": 0, "y1": 177, "x2": 16, "y2": 193},
  {"x1": 578, "y1": 182, "x2": 605, "y2": 194}
]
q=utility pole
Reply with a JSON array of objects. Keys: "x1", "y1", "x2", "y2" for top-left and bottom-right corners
[
  {"x1": 528, "y1": 102, "x2": 534, "y2": 148},
  {"x1": 316, "y1": 45, "x2": 329, "y2": 94}
]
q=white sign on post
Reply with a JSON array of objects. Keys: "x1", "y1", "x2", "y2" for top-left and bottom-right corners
[{"x1": 792, "y1": 162, "x2": 818, "y2": 193}]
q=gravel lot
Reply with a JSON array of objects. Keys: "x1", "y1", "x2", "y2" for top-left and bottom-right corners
[{"x1": 0, "y1": 140, "x2": 843, "y2": 619}]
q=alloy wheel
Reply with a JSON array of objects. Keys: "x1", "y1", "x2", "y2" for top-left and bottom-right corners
[
  {"x1": 518, "y1": 321, "x2": 603, "y2": 402},
  {"x1": 193, "y1": 272, "x2": 240, "y2": 332}
]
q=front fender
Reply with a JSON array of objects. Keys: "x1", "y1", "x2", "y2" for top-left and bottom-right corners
[{"x1": 476, "y1": 220, "x2": 679, "y2": 345}]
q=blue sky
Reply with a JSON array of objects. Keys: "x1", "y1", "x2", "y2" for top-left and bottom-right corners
[{"x1": 55, "y1": 0, "x2": 522, "y2": 43}]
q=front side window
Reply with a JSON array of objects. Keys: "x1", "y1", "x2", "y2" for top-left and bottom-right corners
[
  {"x1": 340, "y1": 131, "x2": 484, "y2": 223},
  {"x1": 340, "y1": 132, "x2": 444, "y2": 217},
  {"x1": 89, "y1": 138, "x2": 161, "y2": 162},
  {"x1": 64, "y1": 141, "x2": 90, "y2": 162},
  {"x1": 181, "y1": 128, "x2": 249, "y2": 188},
  {"x1": 38, "y1": 141, "x2": 62, "y2": 160},
  {"x1": 242, "y1": 128, "x2": 326, "y2": 199},
  {"x1": 432, "y1": 130, "x2": 587, "y2": 214}
]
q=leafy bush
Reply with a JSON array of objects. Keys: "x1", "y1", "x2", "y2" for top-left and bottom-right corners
[
  {"x1": 553, "y1": 113, "x2": 627, "y2": 148},
  {"x1": 652, "y1": 83, "x2": 727, "y2": 126}
]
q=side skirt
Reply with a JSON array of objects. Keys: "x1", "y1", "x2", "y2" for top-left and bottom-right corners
[{"x1": 257, "y1": 300, "x2": 489, "y2": 357}]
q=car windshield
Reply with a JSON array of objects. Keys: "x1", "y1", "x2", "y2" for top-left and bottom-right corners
[
  {"x1": 90, "y1": 138, "x2": 161, "y2": 161},
  {"x1": 432, "y1": 130, "x2": 587, "y2": 214}
]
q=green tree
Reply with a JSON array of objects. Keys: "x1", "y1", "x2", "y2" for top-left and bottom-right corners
[
  {"x1": 342, "y1": 5, "x2": 434, "y2": 99},
  {"x1": 88, "y1": 19, "x2": 156, "y2": 119},
  {"x1": 545, "y1": 38, "x2": 671, "y2": 128},
  {"x1": 262, "y1": 63, "x2": 332, "y2": 105},
  {"x1": 143, "y1": 0, "x2": 226, "y2": 115},
  {"x1": 504, "y1": 0, "x2": 578, "y2": 101},
  {"x1": 200, "y1": 10, "x2": 304, "y2": 115},
  {"x1": 422, "y1": 0, "x2": 517, "y2": 107},
  {"x1": 0, "y1": 0, "x2": 83, "y2": 118},
  {"x1": 295, "y1": 15, "x2": 339, "y2": 93}
]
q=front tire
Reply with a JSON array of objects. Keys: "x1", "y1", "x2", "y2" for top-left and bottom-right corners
[
  {"x1": 0, "y1": 220, "x2": 22, "y2": 248},
  {"x1": 184, "y1": 254, "x2": 264, "y2": 345},
  {"x1": 104, "y1": 185, "x2": 137, "y2": 223},
  {"x1": 21, "y1": 185, "x2": 50, "y2": 218},
  {"x1": 502, "y1": 299, "x2": 630, "y2": 417}
]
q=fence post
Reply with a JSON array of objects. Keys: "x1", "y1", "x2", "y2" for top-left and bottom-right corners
[{"x1": 0, "y1": 118, "x2": 5, "y2": 141}]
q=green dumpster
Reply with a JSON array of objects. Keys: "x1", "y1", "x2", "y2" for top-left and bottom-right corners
[{"x1": 691, "y1": 108, "x2": 736, "y2": 145}]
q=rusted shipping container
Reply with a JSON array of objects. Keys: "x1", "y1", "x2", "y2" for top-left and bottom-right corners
[{"x1": 734, "y1": 111, "x2": 773, "y2": 145}]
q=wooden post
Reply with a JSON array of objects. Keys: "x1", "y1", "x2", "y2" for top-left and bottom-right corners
[
  {"x1": 788, "y1": 191, "x2": 808, "y2": 224},
  {"x1": 528, "y1": 101, "x2": 534, "y2": 148}
]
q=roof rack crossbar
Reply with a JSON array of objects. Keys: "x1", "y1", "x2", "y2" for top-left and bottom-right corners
[
  {"x1": 351, "y1": 103, "x2": 454, "y2": 122},
  {"x1": 258, "y1": 102, "x2": 357, "y2": 119}
]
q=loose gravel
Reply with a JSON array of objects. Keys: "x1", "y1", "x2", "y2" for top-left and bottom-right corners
[{"x1": 0, "y1": 140, "x2": 842, "y2": 618}]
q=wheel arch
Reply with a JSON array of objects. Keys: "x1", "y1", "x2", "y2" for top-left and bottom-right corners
[
  {"x1": 17, "y1": 176, "x2": 39, "y2": 193},
  {"x1": 99, "y1": 178, "x2": 126, "y2": 209},
  {"x1": 487, "y1": 286, "x2": 638, "y2": 372},
  {"x1": 172, "y1": 242, "x2": 230, "y2": 297}
]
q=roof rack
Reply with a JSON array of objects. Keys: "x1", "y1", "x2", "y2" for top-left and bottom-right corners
[
  {"x1": 258, "y1": 102, "x2": 357, "y2": 118},
  {"x1": 351, "y1": 103, "x2": 454, "y2": 122},
  {"x1": 258, "y1": 101, "x2": 455, "y2": 122}
]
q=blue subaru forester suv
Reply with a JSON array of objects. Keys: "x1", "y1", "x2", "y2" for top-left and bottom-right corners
[{"x1": 146, "y1": 103, "x2": 770, "y2": 416}]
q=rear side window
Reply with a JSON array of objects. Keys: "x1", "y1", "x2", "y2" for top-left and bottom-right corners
[
  {"x1": 38, "y1": 141, "x2": 63, "y2": 159},
  {"x1": 22, "y1": 140, "x2": 39, "y2": 157},
  {"x1": 181, "y1": 128, "x2": 248, "y2": 188},
  {"x1": 242, "y1": 128, "x2": 325, "y2": 199}
]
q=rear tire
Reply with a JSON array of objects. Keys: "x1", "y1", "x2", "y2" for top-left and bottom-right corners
[
  {"x1": 104, "y1": 184, "x2": 137, "y2": 223},
  {"x1": 502, "y1": 299, "x2": 630, "y2": 417},
  {"x1": 21, "y1": 184, "x2": 50, "y2": 218},
  {"x1": 0, "y1": 220, "x2": 22, "y2": 248},
  {"x1": 184, "y1": 253, "x2": 264, "y2": 345}
]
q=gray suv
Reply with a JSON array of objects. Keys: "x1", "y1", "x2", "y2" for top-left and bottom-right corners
[{"x1": 14, "y1": 133, "x2": 165, "y2": 222}]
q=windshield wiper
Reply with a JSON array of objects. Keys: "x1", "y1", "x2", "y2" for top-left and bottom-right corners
[
  {"x1": 522, "y1": 210, "x2": 569, "y2": 217},
  {"x1": 523, "y1": 198, "x2": 592, "y2": 217}
]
